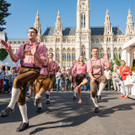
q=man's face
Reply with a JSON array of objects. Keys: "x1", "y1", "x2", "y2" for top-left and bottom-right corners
[
  {"x1": 91, "y1": 49, "x2": 99, "y2": 57},
  {"x1": 28, "y1": 29, "x2": 37, "y2": 41},
  {"x1": 49, "y1": 53, "x2": 53, "y2": 59}
]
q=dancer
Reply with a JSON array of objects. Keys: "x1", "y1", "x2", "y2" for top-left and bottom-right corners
[
  {"x1": 46, "y1": 53, "x2": 58, "y2": 104},
  {"x1": 69, "y1": 60, "x2": 77, "y2": 100},
  {"x1": 87, "y1": 47, "x2": 110, "y2": 113},
  {"x1": 0, "y1": 27, "x2": 47, "y2": 132},
  {"x1": 72, "y1": 56, "x2": 88, "y2": 103},
  {"x1": 34, "y1": 57, "x2": 51, "y2": 113}
]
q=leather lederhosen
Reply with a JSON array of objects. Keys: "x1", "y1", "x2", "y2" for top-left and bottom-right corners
[
  {"x1": 90, "y1": 59, "x2": 107, "y2": 97},
  {"x1": 14, "y1": 44, "x2": 40, "y2": 105}
]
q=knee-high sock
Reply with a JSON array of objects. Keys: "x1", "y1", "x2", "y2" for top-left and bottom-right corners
[
  {"x1": 73, "y1": 91, "x2": 76, "y2": 97},
  {"x1": 19, "y1": 104, "x2": 28, "y2": 123},
  {"x1": 46, "y1": 90, "x2": 50, "y2": 100},
  {"x1": 8, "y1": 88, "x2": 21, "y2": 110},
  {"x1": 97, "y1": 83, "x2": 105, "y2": 96},
  {"x1": 35, "y1": 93, "x2": 41, "y2": 99},
  {"x1": 91, "y1": 97, "x2": 98, "y2": 108}
]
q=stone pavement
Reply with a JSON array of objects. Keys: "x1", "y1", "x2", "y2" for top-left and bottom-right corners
[{"x1": 0, "y1": 90, "x2": 135, "y2": 135}]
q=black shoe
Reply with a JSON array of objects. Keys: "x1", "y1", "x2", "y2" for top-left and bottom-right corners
[
  {"x1": 37, "y1": 107, "x2": 42, "y2": 113},
  {"x1": 16, "y1": 122, "x2": 29, "y2": 132},
  {"x1": 97, "y1": 95, "x2": 101, "y2": 102},
  {"x1": 46, "y1": 100, "x2": 50, "y2": 104},
  {"x1": 94, "y1": 107, "x2": 99, "y2": 113},
  {"x1": 34, "y1": 98, "x2": 38, "y2": 107},
  {"x1": 73, "y1": 96, "x2": 76, "y2": 100},
  {"x1": 0, "y1": 107, "x2": 13, "y2": 117}
]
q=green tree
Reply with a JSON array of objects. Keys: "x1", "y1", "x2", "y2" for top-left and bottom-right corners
[
  {"x1": 114, "y1": 56, "x2": 121, "y2": 67},
  {"x1": 0, "y1": 0, "x2": 11, "y2": 31}
]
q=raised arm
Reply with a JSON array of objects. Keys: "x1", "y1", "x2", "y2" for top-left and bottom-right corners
[{"x1": 0, "y1": 40, "x2": 18, "y2": 62}]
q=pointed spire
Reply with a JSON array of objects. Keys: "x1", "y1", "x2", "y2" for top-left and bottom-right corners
[
  {"x1": 105, "y1": 9, "x2": 110, "y2": 23},
  {"x1": 54, "y1": 11, "x2": 62, "y2": 35},
  {"x1": 34, "y1": 11, "x2": 42, "y2": 42},
  {"x1": 126, "y1": 9, "x2": 134, "y2": 37},
  {"x1": 104, "y1": 9, "x2": 113, "y2": 35}
]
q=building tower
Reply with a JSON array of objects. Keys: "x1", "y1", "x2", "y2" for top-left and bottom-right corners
[
  {"x1": 76, "y1": 0, "x2": 91, "y2": 60},
  {"x1": 54, "y1": 11, "x2": 63, "y2": 67},
  {"x1": 125, "y1": 9, "x2": 135, "y2": 41},
  {"x1": 104, "y1": 9, "x2": 114, "y2": 59},
  {"x1": 34, "y1": 11, "x2": 42, "y2": 42}
]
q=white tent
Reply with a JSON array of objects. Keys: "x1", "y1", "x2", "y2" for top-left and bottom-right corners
[
  {"x1": 122, "y1": 37, "x2": 135, "y2": 68},
  {"x1": 0, "y1": 55, "x2": 20, "y2": 67},
  {"x1": 122, "y1": 37, "x2": 135, "y2": 96}
]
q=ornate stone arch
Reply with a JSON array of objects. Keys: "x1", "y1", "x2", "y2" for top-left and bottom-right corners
[
  {"x1": 100, "y1": 48, "x2": 104, "y2": 58},
  {"x1": 81, "y1": 45, "x2": 86, "y2": 57},
  {"x1": 118, "y1": 47, "x2": 122, "y2": 59},
  {"x1": 56, "y1": 48, "x2": 60, "y2": 61},
  {"x1": 114, "y1": 47, "x2": 118, "y2": 59},
  {"x1": 62, "y1": 48, "x2": 66, "y2": 61},
  {"x1": 49, "y1": 48, "x2": 53, "y2": 53},
  {"x1": 107, "y1": 48, "x2": 111, "y2": 60},
  {"x1": 72, "y1": 48, "x2": 76, "y2": 60}
]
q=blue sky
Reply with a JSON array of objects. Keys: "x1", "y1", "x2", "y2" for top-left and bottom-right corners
[{"x1": 5, "y1": 0, "x2": 135, "y2": 39}]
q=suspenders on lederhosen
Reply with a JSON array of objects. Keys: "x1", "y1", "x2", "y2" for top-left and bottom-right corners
[
  {"x1": 20, "y1": 43, "x2": 39, "y2": 69},
  {"x1": 90, "y1": 59, "x2": 103, "y2": 79}
]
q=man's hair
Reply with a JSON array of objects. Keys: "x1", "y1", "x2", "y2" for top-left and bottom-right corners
[
  {"x1": 29, "y1": 27, "x2": 38, "y2": 34},
  {"x1": 91, "y1": 47, "x2": 99, "y2": 52},
  {"x1": 49, "y1": 53, "x2": 54, "y2": 56}
]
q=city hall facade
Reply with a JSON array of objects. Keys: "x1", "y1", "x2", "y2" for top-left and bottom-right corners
[{"x1": 1, "y1": 0, "x2": 135, "y2": 68}]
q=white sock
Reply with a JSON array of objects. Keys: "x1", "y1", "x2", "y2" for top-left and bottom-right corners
[
  {"x1": 19, "y1": 104, "x2": 28, "y2": 123},
  {"x1": 38, "y1": 103, "x2": 42, "y2": 108},
  {"x1": 8, "y1": 88, "x2": 21, "y2": 110},
  {"x1": 91, "y1": 97, "x2": 99, "y2": 108},
  {"x1": 97, "y1": 83, "x2": 105, "y2": 96},
  {"x1": 35, "y1": 93, "x2": 41, "y2": 99},
  {"x1": 46, "y1": 90, "x2": 50, "y2": 95},
  {"x1": 73, "y1": 91, "x2": 76, "y2": 97}
]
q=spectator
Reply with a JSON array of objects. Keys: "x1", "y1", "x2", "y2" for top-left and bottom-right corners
[
  {"x1": 120, "y1": 60, "x2": 132, "y2": 99},
  {"x1": 104, "y1": 68, "x2": 112, "y2": 90},
  {"x1": 0, "y1": 65, "x2": 4, "y2": 93},
  {"x1": 55, "y1": 67, "x2": 62, "y2": 92},
  {"x1": 112, "y1": 69, "x2": 120, "y2": 91}
]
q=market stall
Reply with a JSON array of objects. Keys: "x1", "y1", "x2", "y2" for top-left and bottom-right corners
[{"x1": 122, "y1": 37, "x2": 135, "y2": 95}]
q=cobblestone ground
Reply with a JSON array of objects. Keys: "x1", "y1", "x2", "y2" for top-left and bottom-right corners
[{"x1": 0, "y1": 90, "x2": 135, "y2": 135}]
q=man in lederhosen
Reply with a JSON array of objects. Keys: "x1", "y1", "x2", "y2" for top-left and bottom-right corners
[
  {"x1": 68, "y1": 60, "x2": 77, "y2": 100},
  {"x1": 45, "y1": 53, "x2": 58, "y2": 104},
  {"x1": 87, "y1": 47, "x2": 110, "y2": 113},
  {"x1": 34, "y1": 57, "x2": 51, "y2": 113},
  {"x1": 0, "y1": 27, "x2": 47, "y2": 132}
]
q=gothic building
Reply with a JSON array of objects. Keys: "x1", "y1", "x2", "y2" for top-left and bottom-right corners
[{"x1": 1, "y1": 0, "x2": 135, "y2": 68}]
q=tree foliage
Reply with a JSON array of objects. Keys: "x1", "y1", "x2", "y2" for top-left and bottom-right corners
[
  {"x1": 0, "y1": 48, "x2": 8, "y2": 61},
  {"x1": 0, "y1": 0, "x2": 11, "y2": 31}
]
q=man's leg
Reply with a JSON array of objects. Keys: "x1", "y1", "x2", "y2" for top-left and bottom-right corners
[{"x1": 90, "y1": 81, "x2": 99, "y2": 113}]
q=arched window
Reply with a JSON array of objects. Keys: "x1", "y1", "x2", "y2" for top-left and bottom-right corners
[
  {"x1": 107, "y1": 48, "x2": 111, "y2": 60},
  {"x1": 114, "y1": 48, "x2": 118, "y2": 59},
  {"x1": 118, "y1": 48, "x2": 122, "y2": 59},
  {"x1": 81, "y1": 45, "x2": 86, "y2": 57},
  {"x1": 81, "y1": 13, "x2": 86, "y2": 28},
  {"x1": 100, "y1": 48, "x2": 104, "y2": 58},
  {"x1": 67, "y1": 53, "x2": 71, "y2": 61},
  {"x1": 62, "y1": 53, "x2": 66, "y2": 61},
  {"x1": 49, "y1": 48, "x2": 53, "y2": 53}
]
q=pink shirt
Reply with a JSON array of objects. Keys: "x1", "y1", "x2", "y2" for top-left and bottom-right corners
[
  {"x1": 72, "y1": 62, "x2": 87, "y2": 75},
  {"x1": 49, "y1": 58, "x2": 58, "y2": 75},
  {"x1": 40, "y1": 58, "x2": 49, "y2": 76},
  {"x1": 69, "y1": 65, "x2": 77, "y2": 77},
  {"x1": 15, "y1": 42, "x2": 47, "y2": 68},
  {"x1": 87, "y1": 58, "x2": 108, "y2": 75}
]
